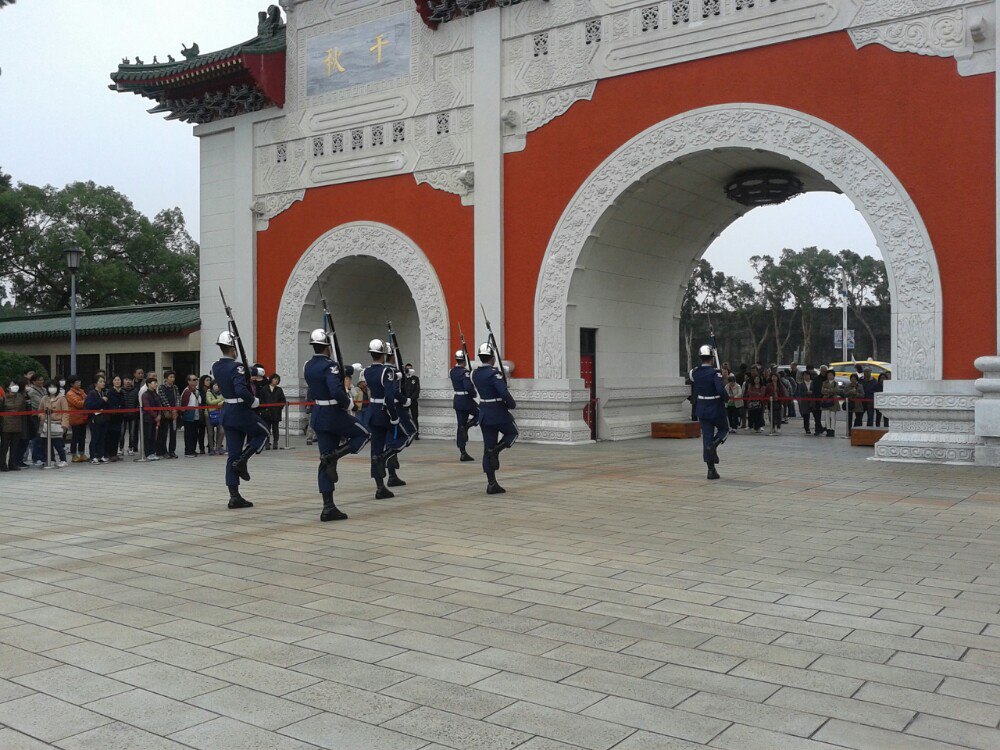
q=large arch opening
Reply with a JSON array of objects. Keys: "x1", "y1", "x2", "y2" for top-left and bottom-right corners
[
  {"x1": 534, "y1": 105, "x2": 942, "y2": 443},
  {"x1": 295, "y1": 257, "x2": 421, "y2": 376}
]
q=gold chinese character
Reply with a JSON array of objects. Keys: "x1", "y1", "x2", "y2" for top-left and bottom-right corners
[
  {"x1": 369, "y1": 34, "x2": 390, "y2": 64},
  {"x1": 325, "y1": 47, "x2": 345, "y2": 75}
]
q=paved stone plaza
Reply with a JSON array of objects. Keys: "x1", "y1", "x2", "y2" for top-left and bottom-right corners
[{"x1": 1, "y1": 432, "x2": 999, "y2": 749}]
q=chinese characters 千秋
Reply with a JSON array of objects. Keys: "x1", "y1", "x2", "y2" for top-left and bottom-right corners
[
  {"x1": 369, "y1": 34, "x2": 390, "y2": 64},
  {"x1": 325, "y1": 47, "x2": 345, "y2": 75}
]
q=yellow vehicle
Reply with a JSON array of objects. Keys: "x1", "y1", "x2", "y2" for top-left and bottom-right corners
[{"x1": 828, "y1": 359, "x2": 892, "y2": 383}]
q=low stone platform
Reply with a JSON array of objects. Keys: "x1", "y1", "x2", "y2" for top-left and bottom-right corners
[
  {"x1": 651, "y1": 420, "x2": 700, "y2": 438},
  {"x1": 0, "y1": 435, "x2": 999, "y2": 749},
  {"x1": 851, "y1": 427, "x2": 889, "y2": 447}
]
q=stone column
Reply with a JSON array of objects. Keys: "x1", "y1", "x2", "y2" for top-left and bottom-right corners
[{"x1": 974, "y1": 356, "x2": 1000, "y2": 465}]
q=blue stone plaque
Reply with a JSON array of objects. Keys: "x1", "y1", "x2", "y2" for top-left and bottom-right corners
[{"x1": 305, "y1": 14, "x2": 412, "y2": 97}]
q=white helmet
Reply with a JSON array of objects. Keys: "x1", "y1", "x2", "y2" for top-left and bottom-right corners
[
  {"x1": 455, "y1": 349, "x2": 465, "y2": 360},
  {"x1": 217, "y1": 331, "x2": 236, "y2": 348},
  {"x1": 309, "y1": 329, "x2": 331, "y2": 347},
  {"x1": 698, "y1": 344, "x2": 713, "y2": 357},
  {"x1": 368, "y1": 338, "x2": 387, "y2": 354},
  {"x1": 478, "y1": 343, "x2": 494, "y2": 357},
  {"x1": 352, "y1": 363, "x2": 363, "y2": 374}
]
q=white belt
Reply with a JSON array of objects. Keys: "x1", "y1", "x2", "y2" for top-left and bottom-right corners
[
  {"x1": 224, "y1": 398, "x2": 242, "y2": 404},
  {"x1": 698, "y1": 395, "x2": 721, "y2": 400},
  {"x1": 480, "y1": 398, "x2": 501, "y2": 403},
  {"x1": 314, "y1": 400, "x2": 339, "y2": 406},
  {"x1": 453, "y1": 391, "x2": 468, "y2": 396},
  {"x1": 370, "y1": 398, "x2": 385, "y2": 404}
]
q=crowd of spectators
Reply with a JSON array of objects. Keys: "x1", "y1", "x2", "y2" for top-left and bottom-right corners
[
  {"x1": 0, "y1": 366, "x2": 289, "y2": 471},
  {"x1": 708, "y1": 361, "x2": 889, "y2": 438}
]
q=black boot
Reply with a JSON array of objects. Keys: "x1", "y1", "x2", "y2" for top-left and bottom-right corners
[
  {"x1": 320, "y1": 492, "x2": 347, "y2": 522},
  {"x1": 460, "y1": 450, "x2": 474, "y2": 462},
  {"x1": 485, "y1": 447, "x2": 500, "y2": 471},
  {"x1": 227, "y1": 487, "x2": 253, "y2": 509},
  {"x1": 387, "y1": 471, "x2": 406, "y2": 487},
  {"x1": 487, "y1": 481, "x2": 506, "y2": 494},
  {"x1": 373, "y1": 460, "x2": 394, "y2": 499},
  {"x1": 230, "y1": 445, "x2": 255, "y2": 482},
  {"x1": 320, "y1": 453, "x2": 339, "y2": 484},
  {"x1": 707, "y1": 464, "x2": 720, "y2": 480},
  {"x1": 826, "y1": 429, "x2": 835, "y2": 437},
  {"x1": 709, "y1": 438, "x2": 723, "y2": 464}
]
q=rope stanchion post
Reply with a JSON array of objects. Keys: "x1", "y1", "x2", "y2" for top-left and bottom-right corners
[
  {"x1": 135, "y1": 403, "x2": 147, "y2": 462},
  {"x1": 42, "y1": 410, "x2": 54, "y2": 469}
]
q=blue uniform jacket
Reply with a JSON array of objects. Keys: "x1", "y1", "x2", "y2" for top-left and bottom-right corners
[
  {"x1": 304, "y1": 355, "x2": 354, "y2": 431},
  {"x1": 471, "y1": 365, "x2": 515, "y2": 426},
  {"x1": 450, "y1": 365, "x2": 477, "y2": 411},
  {"x1": 691, "y1": 364, "x2": 728, "y2": 420},
  {"x1": 362, "y1": 363, "x2": 399, "y2": 428},
  {"x1": 212, "y1": 357, "x2": 258, "y2": 429}
]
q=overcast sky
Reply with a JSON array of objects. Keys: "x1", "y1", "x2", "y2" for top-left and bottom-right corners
[{"x1": 0, "y1": 1, "x2": 881, "y2": 280}]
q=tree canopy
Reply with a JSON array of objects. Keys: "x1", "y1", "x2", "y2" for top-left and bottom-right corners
[
  {"x1": 680, "y1": 247, "x2": 889, "y2": 370},
  {"x1": 0, "y1": 169, "x2": 198, "y2": 313}
]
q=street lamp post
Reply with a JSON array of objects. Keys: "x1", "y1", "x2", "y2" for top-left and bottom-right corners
[{"x1": 65, "y1": 246, "x2": 82, "y2": 375}]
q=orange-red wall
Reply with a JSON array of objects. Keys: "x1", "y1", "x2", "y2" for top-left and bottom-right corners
[
  {"x1": 256, "y1": 176, "x2": 474, "y2": 369},
  {"x1": 257, "y1": 31, "x2": 995, "y2": 379},
  {"x1": 505, "y1": 32, "x2": 994, "y2": 379}
]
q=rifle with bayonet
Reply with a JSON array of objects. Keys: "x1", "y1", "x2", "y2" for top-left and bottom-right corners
[
  {"x1": 458, "y1": 323, "x2": 472, "y2": 372},
  {"x1": 319, "y1": 288, "x2": 350, "y2": 388},
  {"x1": 479, "y1": 305, "x2": 507, "y2": 385},
  {"x1": 219, "y1": 287, "x2": 251, "y2": 386}
]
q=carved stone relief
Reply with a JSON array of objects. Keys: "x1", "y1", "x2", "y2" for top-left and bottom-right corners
[
  {"x1": 275, "y1": 222, "x2": 449, "y2": 383},
  {"x1": 414, "y1": 165, "x2": 475, "y2": 204},
  {"x1": 849, "y1": 9, "x2": 967, "y2": 57},
  {"x1": 533, "y1": 104, "x2": 942, "y2": 382},
  {"x1": 252, "y1": 189, "x2": 306, "y2": 231}
]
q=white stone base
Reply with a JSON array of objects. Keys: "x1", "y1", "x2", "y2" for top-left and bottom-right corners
[
  {"x1": 873, "y1": 380, "x2": 979, "y2": 464},
  {"x1": 596, "y1": 378, "x2": 689, "y2": 441}
]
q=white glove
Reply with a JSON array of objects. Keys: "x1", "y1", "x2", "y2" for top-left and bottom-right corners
[
  {"x1": 251, "y1": 397, "x2": 260, "y2": 409},
  {"x1": 390, "y1": 417, "x2": 400, "y2": 425},
  {"x1": 396, "y1": 370, "x2": 404, "y2": 380},
  {"x1": 402, "y1": 398, "x2": 412, "y2": 408}
]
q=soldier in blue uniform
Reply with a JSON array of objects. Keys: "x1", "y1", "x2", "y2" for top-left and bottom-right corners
[
  {"x1": 211, "y1": 332, "x2": 270, "y2": 508},
  {"x1": 471, "y1": 343, "x2": 517, "y2": 494},
  {"x1": 303, "y1": 328, "x2": 370, "y2": 522},
  {"x1": 691, "y1": 344, "x2": 729, "y2": 480},
  {"x1": 450, "y1": 349, "x2": 479, "y2": 462},
  {"x1": 383, "y1": 343, "x2": 415, "y2": 488},
  {"x1": 362, "y1": 339, "x2": 401, "y2": 499}
]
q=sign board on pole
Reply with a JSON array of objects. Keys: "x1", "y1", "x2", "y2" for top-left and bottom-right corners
[{"x1": 834, "y1": 329, "x2": 856, "y2": 350}]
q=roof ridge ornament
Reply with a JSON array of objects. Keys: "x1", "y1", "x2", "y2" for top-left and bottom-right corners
[{"x1": 258, "y1": 5, "x2": 284, "y2": 37}]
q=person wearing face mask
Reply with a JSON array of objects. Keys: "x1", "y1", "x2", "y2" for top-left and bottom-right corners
[
  {"x1": 26, "y1": 373, "x2": 47, "y2": 466},
  {"x1": 205, "y1": 380, "x2": 225, "y2": 455},
  {"x1": 402, "y1": 363, "x2": 420, "y2": 439},
  {"x1": 39, "y1": 380, "x2": 70, "y2": 467},
  {"x1": 1, "y1": 379, "x2": 28, "y2": 471}
]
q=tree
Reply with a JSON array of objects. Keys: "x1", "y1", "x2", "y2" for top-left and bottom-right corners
[
  {"x1": 837, "y1": 249, "x2": 889, "y2": 358},
  {"x1": 0, "y1": 351, "x2": 47, "y2": 388},
  {"x1": 782, "y1": 246, "x2": 837, "y2": 364},
  {"x1": 679, "y1": 259, "x2": 727, "y2": 371},
  {"x1": 0, "y1": 175, "x2": 198, "y2": 312},
  {"x1": 724, "y1": 276, "x2": 767, "y2": 364},
  {"x1": 750, "y1": 254, "x2": 796, "y2": 364}
]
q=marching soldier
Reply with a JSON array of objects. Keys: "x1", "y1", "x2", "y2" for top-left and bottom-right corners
[
  {"x1": 363, "y1": 339, "x2": 402, "y2": 499},
  {"x1": 450, "y1": 349, "x2": 478, "y2": 462},
  {"x1": 691, "y1": 344, "x2": 729, "y2": 480},
  {"x1": 383, "y1": 343, "x2": 415, "y2": 488},
  {"x1": 471, "y1": 343, "x2": 517, "y2": 494},
  {"x1": 303, "y1": 328, "x2": 370, "y2": 522},
  {"x1": 211, "y1": 332, "x2": 270, "y2": 508}
]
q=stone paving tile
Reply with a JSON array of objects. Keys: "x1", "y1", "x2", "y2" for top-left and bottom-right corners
[
  {"x1": 0, "y1": 693, "x2": 113, "y2": 743},
  {"x1": 0, "y1": 728, "x2": 53, "y2": 750},
  {"x1": 4, "y1": 437, "x2": 1000, "y2": 749},
  {"x1": 13, "y1": 664, "x2": 131, "y2": 704}
]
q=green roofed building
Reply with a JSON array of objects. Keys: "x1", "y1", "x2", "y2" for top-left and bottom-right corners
[{"x1": 0, "y1": 302, "x2": 201, "y2": 380}]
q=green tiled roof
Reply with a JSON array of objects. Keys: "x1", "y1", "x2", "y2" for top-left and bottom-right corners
[
  {"x1": 0, "y1": 302, "x2": 200, "y2": 343},
  {"x1": 109, "y1": 28, "x2": 285, "y2": 85}
]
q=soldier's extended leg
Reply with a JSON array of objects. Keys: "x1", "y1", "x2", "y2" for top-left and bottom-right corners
[
  {"x1": 224, "y1": 428, "x2": 253, "y2": 508},
  {"x1": 322, "y1": 416, "x2": 370, "y2": 485},
  {"x1": 231, "y1": 417, "x2": 269, "y2": 482},
  {"x1": 456, "y1": 409, "x2": 474, "y2": 461},
  {"x1": 316, "y1": 429, "x2": 347, "y2": 522},
  {"x1": 485, "y1": 418, "x2": 518, "y2": 471},
  {"x1": 481, "y1": 424, "x2": 504, "y2": 493},
  {"x1": 369, "y1": 425, "x2": 393, "y2": 499}
]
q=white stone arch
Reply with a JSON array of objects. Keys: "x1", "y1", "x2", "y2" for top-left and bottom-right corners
[
  {"x1": 276, "y1": 222, "x2": 449, "y2": 382},
  {"x1": 534, "y1": 103, "x2": 943, "y2": 382}
]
